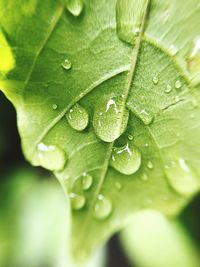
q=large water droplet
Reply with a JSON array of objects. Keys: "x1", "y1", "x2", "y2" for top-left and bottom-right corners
[
  {"x1": 187, "y1": 37, "x2": 200, "y2": 73},
  {"x1": 37, "y1": 143, "x2": 67, "y2": 171},
  {"x1": 116, "y1": 0, "x2": 147, "y2": 45},
  {"x1": 93, "y1": 194, "x2": 112, "y2": 220},
  {"x1": 110, "y1": 143, "x2": 141, "y2": 175},
  {"x1": 93, "y1": 97, "x2": 129, "y2": 142},
  {"x1": 66, "y1": 0, "x2": 84, "y2": 16},
  {"x1": 69, "y1": 193, "x2": 86, "y2": 210},
  {"x1": 66, "y1": 104, "x2": 89, "y2": 131},
  {"x1": 165, "y1": 158, "x2": 199, "y2": 196},
  {"x1": 61, "y1": 59, "x2": 72, "y2": 70},
  {"x1": 82, "y1": 172, "x2": 93, "y2": 190}
]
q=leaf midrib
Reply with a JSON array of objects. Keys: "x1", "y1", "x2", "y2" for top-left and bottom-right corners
[{"x1": 73, "y1": 0, "x2": 151, "y2": 249}]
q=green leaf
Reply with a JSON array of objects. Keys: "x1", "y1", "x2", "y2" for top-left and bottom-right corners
[
  {"x1": 120, "y1": 210, "x2": 200, "y2": 267},
  {"x1": 0, "y1": 168, "x2": 106, "y2": 267},
  {"x1": 1, "y1": 0, "x2": 200, "y2": 259}
]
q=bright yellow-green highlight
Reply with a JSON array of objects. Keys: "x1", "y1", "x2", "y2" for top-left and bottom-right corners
[{"x1": 0, "y1": 31, "x2": 15, "y2": 73}]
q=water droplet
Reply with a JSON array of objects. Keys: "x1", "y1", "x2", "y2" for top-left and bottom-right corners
[
  {"x1": 144, "y1": 143, "x2": 149, "y2": 148},
  {"x1": 165, "y1": 158, "x2": 199, "y2": 196},
  {"x1": 169, "y1": 44, "x2": 178, "y2": 56},
  {"x1": 82, "y1": 172, "x2": 93, "y2": 190},
  {"x1": 175, "y1": 80, "x2": 182, "y2": 89},
  {"x1": 110, "y1": 143, "x2": 141, "y2": 175},
  {"x1": 116, "y1": 0, "x2": 147, "y2": 45},
  {"x1": 187, "y1": 36, "x2": 200, "y2": 73},
  {"x1": 93, "y1": 97, "x2": 129, "y2": 142},
  {"x1": 165, "y1": 84, "x2": 172, "y2": 93},
  {"x1": 94, "y1": 194, "x2": 112, "y2": 220},
  {"x1": 66, "y1": 103, "x2": 89, "y2": 131},
  {"x1": 66, "y1": 0, "x2": 84, "y2": 16},
  {"x1": 52, "y1": 104, "x2": 58, "y2": 110},
  {"x1": 61, "y1": 59, "x2": 72, "y2": 70},
  {"x1": 141, "y1": 173, "x2": 149, "y2": 182},
  {"x1": 139, "y1": 109, "x2": 154, "y2": 125},
  {"x1": 152, "y1": 76, "x2": 159, "y2": 85},
  {"x1": 37, "y1": 143, "x2": 67, "y2": 171},
  {"x1": 69, "y1": 193, "x2": 86, "y2": 210},
  {"x1": 147, "y1": 161, "x2": 153, "y2": 169},
  {"x1": 175, "y1": 96, "x2": 180, "y2": 103},
  {"x1": 128, "y1": 134, "x2": 133, "y2": 141},
  {"x1": 115, "y1": 182, "x2": 122, "y2": 190}
]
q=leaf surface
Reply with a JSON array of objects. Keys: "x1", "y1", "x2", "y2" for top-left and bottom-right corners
[{"x1": 1, "y1": 0, "x2": 200, "y2": 258}]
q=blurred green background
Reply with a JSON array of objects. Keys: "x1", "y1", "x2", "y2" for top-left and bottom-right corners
[{"x1": 0, "y1": 90, "x2": 200, "y2": 267}]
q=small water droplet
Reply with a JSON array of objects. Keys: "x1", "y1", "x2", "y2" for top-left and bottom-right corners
[
  {"x1": 169, "y1": 44, "x2": 178, "y2": 56},
  {"x1": 165, "y1": 158, "x2": 199, "y2": 196},
  {"x1": 110, "y1": 143, "x2": 141, "y2": 175},
  {"x1": 115, "y1": 182, "x2": 122, "y2": 190},
  {"x1": 93, "y1": 97, "x2": 129, "y2": 142},
  {"x1": 139, "y1": 109, "x2": 154, "y2": 125},
  {"x1": 52, "y1": 104, "x2": 58, "y2": 110},
  {"x1": 66, "y1": 0, "x2": 84, "y2": 16},
  {"x1": 37, "y1": 143, "x2": 67, "y2": 171},
  {"x1": 94, "y1": 194, "x2": 112, "y2": 220},
  {"x1": 165, "y1": 84, "x2": 172, "y2": 93},
  {"x1": 66, "y1": 103, "x2": 89, "y2": 131},
  {"x1": 175, "y1": 96, "x2": 180, "y2": 102},
  {"x1": 190, "y1": 113, "x2": 195, "y2": 119},
  {"x1": 147, "y1": 161, "x2": 153, "y2": 169},
  {"x1": 69, "y1": 193, "x2": 86, "y2": 210},
  {"x1": 152, "y1": 76, "x2": 159, "y2": 85},
  {"x1": 175, "y1": 80, "x2": 182, "y2": 89},
  {"x1": 141, "y1": 173, "x2": 149, "y2": 182},
  {"x1": 82, "y1": 172, "x2": 93, "y2": 190},
  {"x1": 61, "y1": 59, "x2": 72, "y2": 70},
  {"x1": 187, "y1": 36, "x2": 200, "y2": 73},
  {"x1": 144, "y1": 143, "x2": 149, "y2": 148},
  {"x1": 128, "y1": 134, "x2": 133, "y2": 141}
]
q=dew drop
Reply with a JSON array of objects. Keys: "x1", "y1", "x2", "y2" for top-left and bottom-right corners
[
  {"x1": 82, "y1": 172, "x2": 93, "y2": 191},
  {"x1": 128, "y1": 134, "x2": 133, "y2": 141},
  {"x1": 69, "y1": 193, "x2": 86, "y2": 210},
  {"x1": 93, "y1": 97, "x2": 129, "y2": 142},
  {"x1": 61, "y1": 59, "x2": 72, "y2": 70},
  {"x1": 141, "y1": 173, "x2": 149, "y2": 182},
  {"x1": 93, "y1": 194, "x2": 112, "y2": 220},
  {"x1": 110, "y1": 143, "x2": 141, "y2": 175},
  {"x1": 139, "y1": 109, "x2": 154, "y2": 125},
  {"x1": 147, "y1": 161, "x2": 153, "y2": 169},
  {"x1": 52, "y1": 104, "x2": 58, "y2": 110},
  {"x1": 165, "y1": 158, "x2": 199, "y2": 196},
  {"x1": 175, "y1": 80, "x2": 182, "y2": 89},
  {"x1": 66, "y1": 103, "x2": 89, "y2": 131},
  {"x1": 152, "y1": 76, "x2": 159, "y2": 85},
  {"x1": 169, "y1": 44, "x2": 178, "y2": 56},
  {"x1": 165, "y1": 84, "x2": 172, "y2": 93},
  {"x1": 115, "y1": 182, "x2": 122, "y2": 190},
  {"x1": 37, "y1": 143, "x2": 67, "y2": 171},
  {"x1": 187, "y1": 36, "x2": 200, "y2": 73},
  {"x1": 66, "y1": 0, "x2": 84, "y2": 16}
]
